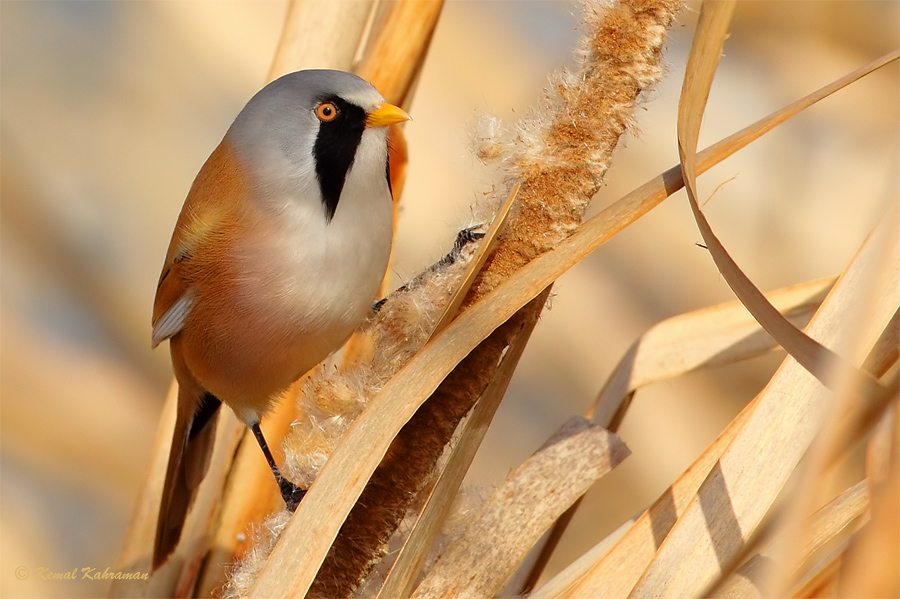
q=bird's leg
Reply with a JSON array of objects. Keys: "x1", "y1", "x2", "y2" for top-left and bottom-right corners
[
  {"x1": 250, "y1": 422, "x2": 306, "y2": 511},
  {"x1": 373, "y1": 225, "x2": 486, "y2": 313}
]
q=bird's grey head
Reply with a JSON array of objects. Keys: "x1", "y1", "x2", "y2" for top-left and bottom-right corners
[{"x1": 226, "y1": 69, "x2": 389, "y2": 221}]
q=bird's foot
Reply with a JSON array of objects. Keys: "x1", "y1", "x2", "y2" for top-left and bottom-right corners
[{"x1": 279, "y1": 478, "x2": 307, "y2": 512}]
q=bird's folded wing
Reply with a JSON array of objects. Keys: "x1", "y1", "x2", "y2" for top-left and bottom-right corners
[{"x1": 152, "y1": 255, "x2": 194, "y2": 348}]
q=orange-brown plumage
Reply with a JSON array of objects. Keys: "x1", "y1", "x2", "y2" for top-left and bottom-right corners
[
  {"x1": 153, "y1": 140, "x2": 246, "y2": 334},
  {"x1": 150, "y1": 70, "x2": 409, "y2": 571}
]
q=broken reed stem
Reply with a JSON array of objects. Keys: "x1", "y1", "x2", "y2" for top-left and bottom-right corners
[{"x1": 307, "y1": 1, "x2": 681, "y2": 596}]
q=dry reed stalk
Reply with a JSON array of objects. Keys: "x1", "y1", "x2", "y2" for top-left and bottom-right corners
[
  {"x1": 529, "y1": 44, "x2": 899, "y2": 595},
  {"x1": 617, "y1": 3, "x2": 899, "y2": 593},
  {"x1": 111, "y1": 1, "x2": 435, "y2": 596},
  {"x1": 354, "y1": 0, "x2": 443, "y2": 105},
  {"x1": 243, "y1": 25, "x2": 897, "y2": 599},
  {"x1": 410, "y1": 418, "x2": 630, "y2": 599},
  {"x1": 520, "y1": 277, "x2": 834, "y2": 592},
  {"x1": 374, "y1": 187, "x2": 520, "y2": 599},
  {"x1": 716, "y1": 480, "x2": 869, "y2": 598},
  {"x1": 527, "y1": 43, "x2": 899, "y2": 592},
  {"x1": 590, "y1": 277, "x2": 835, "y2": 428},
  {"x1": 123, "y1": 2, "x2": 896, "y2": 591},
  {"x1": 297, "y1": 1, "x2": 681, "y2": 596}
]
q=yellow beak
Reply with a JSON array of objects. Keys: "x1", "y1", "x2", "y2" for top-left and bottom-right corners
[{"x1": 366, "y1": 102, "x2": 411, "y2": 128}]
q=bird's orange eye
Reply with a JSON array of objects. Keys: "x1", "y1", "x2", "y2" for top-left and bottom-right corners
[{"x1": 316, "y1": 102, "x2": 338, "y2": 122}]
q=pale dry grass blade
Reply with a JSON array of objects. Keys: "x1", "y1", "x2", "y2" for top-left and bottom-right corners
[
  {"x1": 529, "y1": 516, "x2": 639, "y2": 599},
  {"x1": 267, "y1": 0, "x2": 376, "y2": 81},
  {"x1": 538, "y1": 400, "x2": 754, "y2": 599},
  {"x1": 247, "y1": 38, "x2": 900, "y2": 599},
  {"x1": 834, "y1": 393, "x2": 899, "y2": 597},
  {"x1": 590, "y1": 277, "x2": 835, "y2": 429},
  {"x1": 354, "y1": 0, "x2": 443, "y2": 105},
  {"x1": 432, "y1": 184, "x2": 520, "y2": 338},
  {"x1": 411, "y1": 418, "x2": 630, "y2": 599},
  {"x1": 716, "y1": 480, "x2": 869, "y2": 598},
  {"x1": 526, "y1": 278, "x2": 833, "y2": 591},
  {"x1": 679, "y1": 2, "x2": 882, "y2": 399},
  {"x1": 627, "y1": 191, "x2": 899, "y2": 598},
  {"x1": 376, "y1": 284, "x2": 540, "y2": 599}
]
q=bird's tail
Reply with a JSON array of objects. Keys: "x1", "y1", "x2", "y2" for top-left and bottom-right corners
[{"x1": 152, "y1": 386, "x2": 221, "y2": 571}]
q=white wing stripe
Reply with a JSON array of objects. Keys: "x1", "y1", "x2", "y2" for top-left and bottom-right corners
[{"x1": 152, "y1": 292, "x2": 194, "y2": 348}]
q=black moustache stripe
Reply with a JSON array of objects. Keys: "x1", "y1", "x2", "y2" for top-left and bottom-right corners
[{"x1": 312, "y1": 97, "x2": 367, "y2": 222}]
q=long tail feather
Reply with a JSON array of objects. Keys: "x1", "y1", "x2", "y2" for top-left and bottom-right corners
[{"x1": 152, "y1": 387, "x2": 221, "y2": 571}]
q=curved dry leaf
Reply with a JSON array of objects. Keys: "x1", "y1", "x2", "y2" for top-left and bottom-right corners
[
  {"x1": 628, "y1": 194, "x2": 899, "y2": 598},
  {"x1": 529, "y1": 515, "x2": 639, "y2": 599},
  {"x1": 540, "y1": 400, "x2": 753, "y2": 599},
  {"x1": 716, "y1": 480, "x2": 869, "y2": 599},
  {"x1": 834, "y1": 402, "x2": 899, "y2": 597},
  {"x1": 377, "y1": 281, "x2": 535, "y2": 599},
  {"x1": 590, "y1": 277, "x2": 835, "y2": 429},
  {"x1": 411, "y1": 418, "x2": 629, "y2": 599},
  {"x1": 247, "y1": 46, "x2": 900, "y2": 599},
  {"x1": 678, "y1": 0, "x2": 882, "y2": 399}
]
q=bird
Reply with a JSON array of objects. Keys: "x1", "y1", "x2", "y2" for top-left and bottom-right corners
[{"x1": 149, "y1": 69, "x2": 410, "y2": 570}]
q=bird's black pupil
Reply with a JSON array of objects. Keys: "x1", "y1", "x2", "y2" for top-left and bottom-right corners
[{"x1": 312, "y1": 96, "x2": 367, "y2": 222}]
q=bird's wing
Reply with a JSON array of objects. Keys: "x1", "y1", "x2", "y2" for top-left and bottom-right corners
[
  {"x1": 151, "y1": 140, "x2": 243, "y2": 348},
  {"x1": 152, "y1": 256, "x2": 193, "y2": 348}
]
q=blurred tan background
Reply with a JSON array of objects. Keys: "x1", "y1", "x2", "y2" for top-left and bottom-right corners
[{"x1": 1, "y1": 1, "x2": 897, "y2": 597}]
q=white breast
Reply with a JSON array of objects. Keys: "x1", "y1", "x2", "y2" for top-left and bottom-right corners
[{"x1": 237, "y1": 127, "x2": 394, "y2": 350}]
